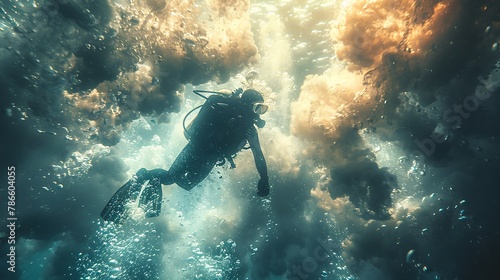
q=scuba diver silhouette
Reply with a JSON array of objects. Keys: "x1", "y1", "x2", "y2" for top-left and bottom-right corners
[{"x1": 101, "y1": 88, "x2": 270, "y2": 223}]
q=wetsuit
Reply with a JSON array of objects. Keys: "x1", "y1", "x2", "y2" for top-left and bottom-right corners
[
  {"x1": 149, "y1": 94, "x2": 268, "y2": 190},
  {"x1": 101, "y1": 93, "x2": 269, "y2": 222}
]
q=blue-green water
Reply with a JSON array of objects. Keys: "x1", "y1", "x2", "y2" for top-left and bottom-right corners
[{"x1": 1, "y1": 0, "x2": 499, "y2": 279}]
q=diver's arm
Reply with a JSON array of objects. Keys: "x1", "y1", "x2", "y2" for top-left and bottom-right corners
[{"x1": 248, "y1": 127, "x2": 269, "y2": 196}]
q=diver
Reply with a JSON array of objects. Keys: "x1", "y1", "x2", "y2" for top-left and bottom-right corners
[{"x1": 101, "y1": 89, "x2": 270, "y2": 223}]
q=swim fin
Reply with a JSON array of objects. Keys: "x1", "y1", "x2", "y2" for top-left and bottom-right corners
[
  {"x1": 138, "y1": 178, "x2": 162, "y2": 218},
  {"x1": 101, "y1": 168, "x2": 149, "y2": 223}
]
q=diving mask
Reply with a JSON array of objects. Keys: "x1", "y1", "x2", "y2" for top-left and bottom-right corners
[{"x1": 252, "y1": 102, "x2": 268, "y2": 115}]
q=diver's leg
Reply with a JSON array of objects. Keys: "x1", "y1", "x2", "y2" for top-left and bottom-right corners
[
  {"x1": 135, "y1": 143, "x2": 217, "y2": 219},
  {"x1": 148, "y1": 168, "x2": 174, "y2": 185},
  {"x1": 174, "y1": 158, "x2": 216, "y2": 190},
  {"x1": 168, "y1": 143, "x2": 218, "y2": 191},
  {"x1": 135, "y1": 145, "x2": 197, "y2": 219},
  {"x1": 101, "y1": 168, "x2": 149, "y2": 223}
]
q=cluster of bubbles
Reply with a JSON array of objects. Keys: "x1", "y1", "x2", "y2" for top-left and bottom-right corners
[
  {"x1": 77, "y1": 220, "x2": 161, "y2": 280},
  {"x1": 185, "y1": 236, "x2": 241, "y2": 279}
]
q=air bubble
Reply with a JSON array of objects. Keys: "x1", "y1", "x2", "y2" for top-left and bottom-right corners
[
  {"x1": 492, "y1": 42, "x2": 499, "y2": 52},
  {"x1": 398, "y1": 156, "x2": 408, "y2": 164},
  {"x1": 245, "y1": 70, "x2": 258, "y2": 82},
  {"x1": 406, "y1": 249, "x2": 416, "y2": 263}
]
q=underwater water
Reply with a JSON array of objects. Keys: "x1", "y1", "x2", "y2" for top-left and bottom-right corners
[{"x1": 1, "y1": 0, "x2": 500, "y2": 279}]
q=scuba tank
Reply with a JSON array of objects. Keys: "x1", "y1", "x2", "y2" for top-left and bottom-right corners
[{"x1": 183, "y1": 88, "x2": 243, "y2": 140}]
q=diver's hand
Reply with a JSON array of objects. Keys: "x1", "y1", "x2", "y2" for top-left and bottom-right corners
[{"x1": 257, "y1": 178, "x2": 270, "y2": 197}]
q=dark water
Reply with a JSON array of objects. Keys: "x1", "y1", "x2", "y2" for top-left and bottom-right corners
[{"x1": 1, "y1": 0, "x2": 499, "y2": 279}]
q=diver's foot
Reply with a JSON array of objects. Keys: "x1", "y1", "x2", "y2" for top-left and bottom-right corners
[
  {"x1": 138, "y1": 178, "x2": 162, "y2": 218},
  {"x1": 135, "y1": 168, "x2": 149, "y2": 180},
  {"x1": 100, "y1": 168, "x2": 150, "y2": 223}
]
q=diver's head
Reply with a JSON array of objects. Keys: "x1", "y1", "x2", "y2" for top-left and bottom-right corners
[{"x1": 241, "y1": 89, "x2": 268, "y2": 115}]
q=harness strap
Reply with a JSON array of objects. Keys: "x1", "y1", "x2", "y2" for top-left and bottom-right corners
[{"x1": 226, "y1": 154, "x2": 236, "y2": 169}]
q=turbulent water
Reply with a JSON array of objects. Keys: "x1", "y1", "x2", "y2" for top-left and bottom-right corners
[{"x1": 1, "y1": 0, "x2": 500, "y2": 279}]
